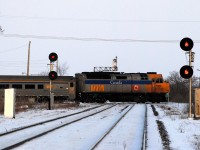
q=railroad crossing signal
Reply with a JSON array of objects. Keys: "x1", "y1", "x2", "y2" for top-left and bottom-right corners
[
  {"x1": 48, "y1": 52, "x2": 58, "y2": 80},
  {"x1": 180, "y1": 37, "x2": 194, "y2": 79},
  {"x1": 180, "y1": 65, "x2": 193, "y2": 79},
  {"x1": 180, "y1": 37, "x2": 194, "y2": 118},
  {"x1": 48, "y1": 52, "x2": 58, "y2": 110},
  {"x1": 48, "y1": 71, "x2": 58, "y2": 80},
  {"x1": 180, "y1": 37, "x2": 193, "y2": 51}
]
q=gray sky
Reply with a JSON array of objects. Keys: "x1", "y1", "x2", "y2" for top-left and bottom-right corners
[{"x1": 0, "y1": 0, "x2": 200, "y2": 78}]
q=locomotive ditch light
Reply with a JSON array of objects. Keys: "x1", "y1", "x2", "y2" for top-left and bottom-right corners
[
  {"x1": 49, "y1": 52, "x2": 58, "y2": 62},
  {"x1": 180, "y1": 65, "x2": 193, "y2": 79},
  {"x1": 49, "y1": 71, "x2": 58, "y2": 80},
  {"x1": 180, "y1": 37, "x2": 193, "y2": 51}
]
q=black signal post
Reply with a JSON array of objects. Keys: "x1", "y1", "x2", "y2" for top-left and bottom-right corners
[
  {"x1": 48, "y1": 52, "x2": 58, "y2": 110},
  {"x1": 180, "y1": 37, "x2": 194, "y2": 119}
]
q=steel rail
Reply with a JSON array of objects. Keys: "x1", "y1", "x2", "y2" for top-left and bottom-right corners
[
  {"x1": 0, "y1": 104, "x2": 107, "y2": 136},
  {"x1": 1, "y1": 104, "x2": 118, "y2": 150},
  {"x1": 142, "y1": 104, "x2": 148, "y2": 150},
  {"x1": 90, "y1": 104, "x2": 134, "y2": 150}
]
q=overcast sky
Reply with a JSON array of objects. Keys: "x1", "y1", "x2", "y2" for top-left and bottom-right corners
[{"x1": 0, "y1": 0, "x2": 200, "y2": 78}]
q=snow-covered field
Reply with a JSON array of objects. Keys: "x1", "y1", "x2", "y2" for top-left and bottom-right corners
[
  {"x1": 0, "y1": 102, "x2": 200, "y2": 150},
  {"x1": 151, "y1": 103, "x2": 200, "y2": 150}
]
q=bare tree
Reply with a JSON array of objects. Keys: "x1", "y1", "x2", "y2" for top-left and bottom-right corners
[
  {"x1": 166, "y1": 71, "x2": 199, "y2": 102},
  {"x1": 58, "y1": 62, "x2": 69, "y2": 76},
  {"x1": 39, "y1": 62, "x2": 69, "y2": 76},
  {"x1": 39, "y1": 71, "x2": 49, "y2": 76}
]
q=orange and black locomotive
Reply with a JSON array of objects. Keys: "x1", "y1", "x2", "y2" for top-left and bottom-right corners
[{"x1": 76, "y1": 72, "x2": 170, "y2": 103}]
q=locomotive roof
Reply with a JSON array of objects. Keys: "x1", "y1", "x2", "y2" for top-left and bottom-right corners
[
  {"x1": 79, "y1": 72, "x2": 157, "y2": 79},
  {"x1": 81, "y1": 72, "x2": 157, "y2": 75}
]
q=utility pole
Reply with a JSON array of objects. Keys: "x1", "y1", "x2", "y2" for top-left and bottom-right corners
[{"x1": 27, "y1": 41, "x2": 31, "y2": 76}]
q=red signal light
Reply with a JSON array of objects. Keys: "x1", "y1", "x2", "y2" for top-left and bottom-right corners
[
  {"x1": 184, "y1": 69, "x2": 189, "y2": 75},
  {"x1": 185, "y1": 41, "x2": 189, "y2": 47},
  {"x1": 180, "y1": 38, "x2": 193, "y2": 51},
  {"x1": 49, "y1": 52, "x2": 58, "y2": 62},
  {"x1": 48, "y1": 71, "x2": 58, "y2": 80},
  {"x1": 180, "y1": 65, "x2": 193, "y2": 79}
]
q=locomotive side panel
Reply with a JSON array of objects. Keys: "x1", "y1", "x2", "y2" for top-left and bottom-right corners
[{"x1": 76, "y1": 72, "x2": 170, "y2": 103}]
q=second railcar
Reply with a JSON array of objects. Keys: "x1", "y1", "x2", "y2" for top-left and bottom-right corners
[{"x1": 0, "y1": 75, "x2": 76, "y2": 101}]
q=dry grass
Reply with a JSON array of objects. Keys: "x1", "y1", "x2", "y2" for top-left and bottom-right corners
[{"x1": 0, "y1": 96, "x2": 79, "y2": 114}]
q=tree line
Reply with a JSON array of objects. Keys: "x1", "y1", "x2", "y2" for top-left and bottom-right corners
[{"x1": 165, "y1": 71, "x2": 199, "y2": 103}]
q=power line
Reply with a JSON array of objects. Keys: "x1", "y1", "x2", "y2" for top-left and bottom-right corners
[
  {"x1": 1, "y1": 33, "x2": 192, "y2": 43},
  {"x1": 3, "y1": 33, "x2": 200, "y2": 43},
  {"x1": 0, "y1": 44, "x2": 27, "y2": 54},
  {"x1": 1, "y1": 15, "x2": 200, "y2": 23}
]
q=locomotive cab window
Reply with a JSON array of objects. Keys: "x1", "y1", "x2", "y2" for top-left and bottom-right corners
[{"x1": 155, "y1": 78, "x2": 163, "y2": 83}]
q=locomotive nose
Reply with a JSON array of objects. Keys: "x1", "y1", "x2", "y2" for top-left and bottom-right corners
[{"x1": 161, "y1": 82, "x2": 170, "y2": 93}]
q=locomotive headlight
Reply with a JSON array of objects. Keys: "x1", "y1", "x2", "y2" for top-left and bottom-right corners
[{"x1": 66, "y1": 88, "x2": 69, "y2": 90}]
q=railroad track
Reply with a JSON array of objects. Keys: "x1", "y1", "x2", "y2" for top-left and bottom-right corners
[
  {"x1": 0, "y1": 103, "x2": 117, "y2": 150},
  {"x1": 90, "y1": 104, "x2": 147, "y2": 150},
  {"x1": 90, "y1": 104, "x2": 134, "y2": 149},
  {"x1": 0, "y1": 104, "x2": 107, "y2": 136}
]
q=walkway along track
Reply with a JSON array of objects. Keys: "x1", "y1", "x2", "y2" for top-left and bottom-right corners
[{"x1": 0, "y1": 104, "x2": 117, "y2": 150}]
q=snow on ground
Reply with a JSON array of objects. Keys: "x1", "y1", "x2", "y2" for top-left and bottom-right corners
[
  {"x1": 0, "y1": 103, "x2": 100, "y2": 134},
  {"x1": 154, "y1": 103, "x2": 200, "y2": 150},
  {"x1": 146, "y1": 104, "x2": 163, "y2": 150},
  {"x1": 0, "y1": 103, "x2": 200, "y2": 150},
  {"x1": 95, "y1": 104, "x2": 146, "y2": 150},
  {"x1": 13, "y1": 104, "x2": 132, "y2": 150}
]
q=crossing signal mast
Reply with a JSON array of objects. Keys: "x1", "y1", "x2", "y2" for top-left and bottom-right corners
[
  {"x1": 48, "y1": 52, "x2": 58, "y2": 110},
  {"x1": 180, "y1": 38, "x2": 194, "y2": 79},
  {"x1": 180, "y1": 37, "x2": 195, "y2": 118},
  {"x1": 49, "y1": 52, "x2": 58, "y2": 80}
]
